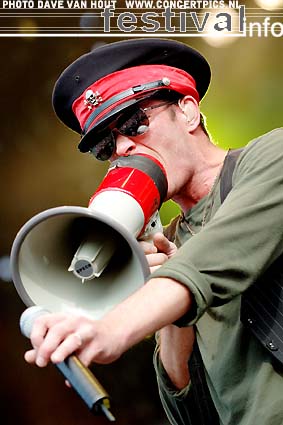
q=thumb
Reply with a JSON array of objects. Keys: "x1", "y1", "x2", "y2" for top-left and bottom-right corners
[{"x1": 152, "y1": 233, "x2": 177, "y2": 258}]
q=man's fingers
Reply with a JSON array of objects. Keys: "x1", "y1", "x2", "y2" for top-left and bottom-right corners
[
  {"x1": 25, "y1": 313, "x2": 98, "y2": 368},
  {"x1": 139, "y1": 240, "x2": 158, "y2": 254},
  {"x1": 147, "y1": 253, "x2": 168, "y2": 267},
  {"x1": 153, "y1": 233, "x2": 177, "y2": 257},
  {"x1": 140, "y1": 233, "x2": 177, "y2": 273},
  {"x1": 32, "y1": 317, "x2": 78, "y2": 366},
  {"x1": 150, "y1": 265, "x2": 164, "y2": 273},
  {"x1": 24, "y1": 349, "x2": 37, "y2": 364},
  {"x1": 30, "y1": 312, "x2": 66, "y2": 349},
  {"x1": 139, "y1": 233, "x2": 177, "y2": 257},
  {"x1": 51, "y1": 332, "x2": 85, "y2": 364},
  {"x1": 76, "y1": 346, "x2": 95, "y2": 367}
]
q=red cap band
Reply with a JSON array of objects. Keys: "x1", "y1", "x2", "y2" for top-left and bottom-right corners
[{"x1": 72, "y1": 64, "x2": 199, "y2": 134}]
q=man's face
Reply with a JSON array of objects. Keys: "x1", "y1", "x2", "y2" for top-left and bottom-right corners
[{"x1": 93, "y1": 98, "x2": 191, "y2": 200}]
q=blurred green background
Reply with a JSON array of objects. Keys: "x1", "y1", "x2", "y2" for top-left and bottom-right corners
[{"x1": 0, "y1": 1, "x2": 283, "y2": 423}]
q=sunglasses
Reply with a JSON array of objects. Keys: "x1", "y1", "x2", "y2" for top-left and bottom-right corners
[{"x1": 89, "y1": 101, "x2": 176, "y2": 161}]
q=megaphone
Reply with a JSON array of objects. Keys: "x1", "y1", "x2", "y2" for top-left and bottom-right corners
[{"x1": 10, "y1": 154, "x2": 168, "y2": 320}]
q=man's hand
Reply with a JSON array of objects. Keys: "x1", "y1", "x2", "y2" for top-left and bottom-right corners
[
  {"x1": 24, "y1": 276, "x2": 192, "y2": 372},
  {"x1": 24, "y1": 312, "x2": 124, "y2": 368},
  {"x1": 139, "y1": 232, "x2": 177, "y2": 273}
]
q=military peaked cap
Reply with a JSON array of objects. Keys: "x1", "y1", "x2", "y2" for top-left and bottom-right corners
[{"x1": 52, "y1": 38, "x2": 211, "y2": 153}]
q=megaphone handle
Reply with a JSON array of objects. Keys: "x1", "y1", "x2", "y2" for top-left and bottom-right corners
[{"x1": 56, "y1": 355, "x2": 115, "y2": 421}]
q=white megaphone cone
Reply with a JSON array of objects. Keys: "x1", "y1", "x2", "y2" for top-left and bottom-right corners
[{"x1": 10, "y1": 154, "x2": 167, "y2": 320}]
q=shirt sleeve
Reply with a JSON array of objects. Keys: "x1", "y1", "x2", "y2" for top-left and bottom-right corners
[{"x1": 151, "y1": 128, "x2": 283, "y2": 325}]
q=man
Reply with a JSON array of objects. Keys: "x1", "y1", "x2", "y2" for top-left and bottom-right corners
[{"x1": 24, "y1": 39, "x2": 283, "y2": 424}]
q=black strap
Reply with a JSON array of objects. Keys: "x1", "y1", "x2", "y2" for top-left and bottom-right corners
[
  {"x1": 83, "y1": 79, "x2": 169, "y2": 134},
  {"x1": 189, "y1": 340, "x2": 220, "y2": 425},
  {"x1": 220, "y1": 148, "x2": 244, "y2": 204}
]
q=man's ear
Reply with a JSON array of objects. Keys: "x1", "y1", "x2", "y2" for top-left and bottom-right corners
[{"x1": 178, "y1": 96, "x2": 200, "y2": 132}]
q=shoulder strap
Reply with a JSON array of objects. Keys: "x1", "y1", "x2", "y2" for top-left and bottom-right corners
[{"x1": 220, "y1": 148, "x2": 245, "y2": 203}]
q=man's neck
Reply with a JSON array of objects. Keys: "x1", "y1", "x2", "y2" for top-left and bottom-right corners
[{"x1": 173, "y1": 145, "x2": 228, "y2": 212}]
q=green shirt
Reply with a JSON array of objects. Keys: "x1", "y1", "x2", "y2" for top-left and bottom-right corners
[{"x1": 152, "y1": 128, "x2": 283, "y2": 425}]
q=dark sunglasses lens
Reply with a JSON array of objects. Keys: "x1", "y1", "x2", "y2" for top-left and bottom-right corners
[
  {"x1": 118, "y1": 109, "x2": 149, "y2": 136},
  {"x1": 90, "y1": 132, "x2": 115, "y2": 161}
]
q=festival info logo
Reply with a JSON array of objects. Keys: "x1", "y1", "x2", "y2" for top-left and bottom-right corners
[{"x1": 1, "y1": 0, "x2": 283, "y2": 37}]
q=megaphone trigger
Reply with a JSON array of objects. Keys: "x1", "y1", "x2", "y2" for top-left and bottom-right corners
[{"x1": 138, "y1": 211, "x2": 164, "y2": 243}]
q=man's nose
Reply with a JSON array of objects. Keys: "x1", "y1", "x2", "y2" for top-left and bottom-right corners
[{"x1": 115, "y1": 133, "x2": 136, "y2": 157}]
